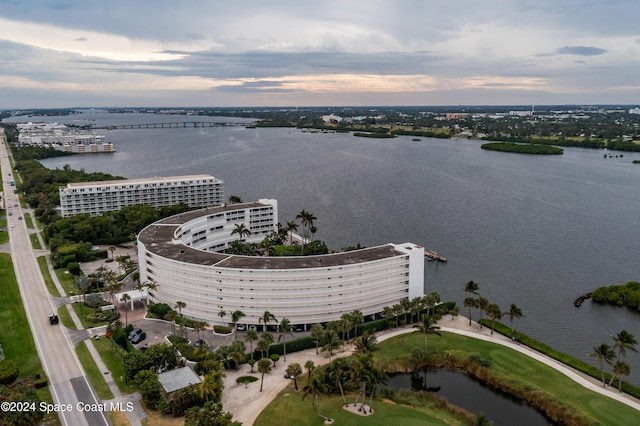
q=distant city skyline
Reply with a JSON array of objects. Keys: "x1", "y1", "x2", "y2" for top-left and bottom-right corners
[{"x1": 1, "y1": 1, "x2": 640, "y2": 108}]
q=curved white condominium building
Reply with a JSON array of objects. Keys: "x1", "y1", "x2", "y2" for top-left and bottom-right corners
[{"x1": 138, "y1": 199, "x2": 425, "y2": 327}]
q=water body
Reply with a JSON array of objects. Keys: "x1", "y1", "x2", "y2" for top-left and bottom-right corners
[
  {"x1": 387, "y1": 370, "x2": 554, "y2": 425},
  {"x1": 9, "y1": 112, "x2": 640, "y2": 385}
]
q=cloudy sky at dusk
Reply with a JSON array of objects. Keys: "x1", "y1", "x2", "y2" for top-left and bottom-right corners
[{"x1": 1, "y1": 0, "x2": 639, "y2": 108}]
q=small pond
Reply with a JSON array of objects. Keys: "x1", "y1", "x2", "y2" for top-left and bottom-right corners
[{"x1": 387, "y1": 369, "x2": 556, "y2": 425}]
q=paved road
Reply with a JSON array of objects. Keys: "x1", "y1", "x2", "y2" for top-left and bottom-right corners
[{"x1": 1, "y1": 132, "x2": 109, "y2": 426}]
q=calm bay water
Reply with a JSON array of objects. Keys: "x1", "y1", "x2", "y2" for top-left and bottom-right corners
[{"x1": 10, "y1": 112, "x2": 640, "y2": 385}]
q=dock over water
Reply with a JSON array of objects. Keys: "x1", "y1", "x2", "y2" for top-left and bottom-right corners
[{"x1": 424, "y1": 250, "x2": 447, "y2": 262}]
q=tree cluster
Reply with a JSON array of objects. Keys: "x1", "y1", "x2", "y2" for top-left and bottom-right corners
[{"x1": 591, "y1": 281, "x2": 640, "y2": 310}]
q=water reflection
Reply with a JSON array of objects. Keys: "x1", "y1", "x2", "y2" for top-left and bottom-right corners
[{"x1": 387, "y1": 369, "x2": 555, "y2": 425}]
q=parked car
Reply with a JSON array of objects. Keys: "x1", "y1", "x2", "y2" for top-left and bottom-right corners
[
  {"x1": 128, "y1": 328, "x2": 146, "y2": 344},
  {"x1": 49, "y1": 314, "x2": 59, "y2": 325},
  {"x1": 193, "y1": 339, "x2": 206, "y2": 347}
]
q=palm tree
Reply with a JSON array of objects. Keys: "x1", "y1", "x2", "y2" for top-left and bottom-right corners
[
  {"x1": 286, "y1": 220, "x2": 298, "y2": 245},
  {"x1": 278, "y1": 318, "x2": 294, "y2": 361},
  {"x1": 257, "y1": 358, "x2": 272, "y2": 392},
  {"x1": 415, "y1": 314, "x2": 441, "y2": 352},
  {"x1": 304, "y1": 360, "x2": 315, "y2": 379},
  {"x1": 392, "y1": 304, "x2": 402, "y2": 327},
  {"x1": 463, "y1": 297, "x2": 476, "y2": 326},
  {"x1": 382, "y1": 306, "x2": 394, "y2": 329},
  {"x1": 302, "y1": 372, "x2": 329, "y2": 420},
  {"x1": 611, "y1": 330, "x2": 638, "y2": 361},
  {"x1": 337, "y1": 315, "x2": 352, "y2": 343},
  {"x1": 476, "y1": 296, "x2": 489, "y2": 329},
  {"x1": 230, "y1": 222, "x2": 251, "y2": 242},
  {"x1": 322, "y1": 329, "x2": 342, "y2": 362},
  {"x1": 400, "y1": 298, "x2": 412, "y2": 326},
  {"x1": 175, "y1": 300, "x2": 186, "y2": 337},
  {"x1": 310, "y1": 323, "x2": 324, "y2": 354},
  {"x1": 327, "y1": 358, "x2": 350, "y2": 405},
  {"x1": 349, "y1": 309, "x2": 364, "y2": 339},
  {"x1": 218, "y1": 309, "x2": 227, "y2": 325},
  {"x1": 463, "y1": 280, "x2": 480, "y2": 299},
  {"x1": 231, "y1": 310, "x2": 245, "y2": 340},
  {"x1": 120, "y1": 293, "x2": 131, "y2": 326},
  {"x1": 507, "y1": 303, "x2": 523, "y2": 337},
  {"x1": 259, "y1": 311, "x2": 277, "y2": 333},
  {"x1": 260, "y1": 332, "x2": 274, "y2": 357},
  {"x1": 608, "y1": 330, "x2": 638, "y2": 386},
  {"x1": 612, "y1": 360, "x2": 631, "y2": 392},
  {"x1": 590, "y1": 343, "x2": 615, "y2": 386},
  {"x1": 286, "y1": 362, "x2": 303, "y2": 391},
  {"x1": 296, "y1": 209, "x2": 317, "y2": 253},
  {"x1": 486, "y1": 303, "x2": 502, "y2": 335},
  {"x1": 244, "y1": 328, "x2": 258, "y2": 360},
  {"x1": 354, "y1": 331, "x2": 377, "y2": 354},
  {"x1": 166, "y1": 310, "x2": 177, "y2": 336}
]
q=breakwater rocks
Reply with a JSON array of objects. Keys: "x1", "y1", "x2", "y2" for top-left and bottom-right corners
[{"x1": 574, "y1": 292, "x2": 592, "y2": 308}]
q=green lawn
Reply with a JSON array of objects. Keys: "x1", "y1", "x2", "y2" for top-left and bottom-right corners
[
  {"x1": 57, "y1": 304, "x2": 77, "y2": 330},
  {"x1": 37, "y1": 255, "x2": 61, "y2": 297},
  {"x1": 0, "y1": 213, "x2": 7, "y2": 244},
  {"x1": 54, "y1": 267, "x2": 77, "y2": 296},
  {"x1": 92, "y1": 336, "x2": 136, "y2": 394},
  {"x1": 30, "y1": 232, "x2": 42, "y2": 249},
  {"x1": 76, "y1": 340, "x2": 114, "y2": 400},
  {"x1": 23, "y1": 211, "x2": 34, "y2": 229},
  {"x1": 255, "y1": 381, "x2": 464, "y2": 426},
  {"x1": 374, "y1": 331, "x2": 640, "y2": 426}
]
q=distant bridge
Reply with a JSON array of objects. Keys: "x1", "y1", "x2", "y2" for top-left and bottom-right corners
[{"x1": 92, "y1": 121, "x2": 252, "y2": 130}]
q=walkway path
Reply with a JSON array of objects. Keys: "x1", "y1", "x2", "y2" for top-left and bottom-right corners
[{"x1": 222, "y1": 315, "x2": 640, "y2": 425}]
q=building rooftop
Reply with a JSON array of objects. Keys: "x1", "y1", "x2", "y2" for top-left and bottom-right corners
[
  {"x1": 62, "y1": 174, "x2": 220, "y2": 189},
  {"x1": 157, "y1": 367, "x2": 201, "y2": 394},
  {"x1": 139, "y1": 204, "x2": 407, "y2": 270}
]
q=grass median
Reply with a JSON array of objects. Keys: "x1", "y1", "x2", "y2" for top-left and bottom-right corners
[
  {"x1": 37, "y1": 255, "x2": 61, "y2": 297},
  {"x1": 76, "y1": 340, "x2": 114, "y2": 400}
]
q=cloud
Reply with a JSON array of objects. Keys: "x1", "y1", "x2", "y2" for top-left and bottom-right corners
[{"x1": 555, "y1": 46, "x2": 607, "y2": 56}]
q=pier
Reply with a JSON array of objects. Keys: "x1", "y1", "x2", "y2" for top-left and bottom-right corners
[
  {"x1": 424, "y1": 249, "x2": 447, "y2": 263},
  {"x1": 92, "y1": 121, "x2": 250, "y2": 130}
]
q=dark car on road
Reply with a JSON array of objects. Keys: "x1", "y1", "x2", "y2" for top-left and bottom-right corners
[
  {"x1": 49, "y1": 314, "x2": 59, "y2": 325},
  {"x1": 128, "y1": 328, "x2": 146, "y2": 344}
]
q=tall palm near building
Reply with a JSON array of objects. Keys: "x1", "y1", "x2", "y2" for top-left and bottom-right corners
[
  {"x1": 259, "y1": 310, "x2": 277, "y2": 333},
  {"x1": 278, "y1": 318, "x2": 294, "y2": 361},
  {"x1": 231, "y1": 310, "x2": 245, "y2": 340},
  {"x1": 231, "y1": 223, "x2": 251, "y2": 242},
  {"x1": 296, "y1": 209, "x2": 317, "y2": 253}
]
